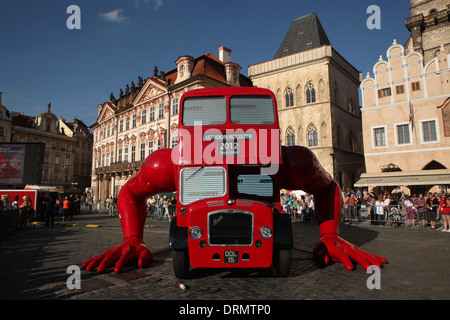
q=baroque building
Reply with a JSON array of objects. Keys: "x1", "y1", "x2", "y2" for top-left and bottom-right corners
[
  {"x1": 248, "y1": 13, "x2": 364, "y2": 190},
  {"x1": 91, "y1": 47, "x2": 252, "y2": 203},
  {"x1": 10, "y1": 103, "x2": 93, "y2": 190}
]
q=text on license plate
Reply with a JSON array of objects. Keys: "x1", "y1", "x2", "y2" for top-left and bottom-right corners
[{"x1": 224, "y1": 250, "x2": 239, "y2": 263}]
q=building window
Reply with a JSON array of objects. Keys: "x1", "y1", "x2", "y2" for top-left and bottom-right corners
[
  {"x1": 124, "y1": 147, "x2": 128, "y2": 163},
  {"x1": 373, "y1": 127, "x2": 386, "y2": 147},
  {"x1": 118, "y1": 149, "x2": 122, "y2": 163},
  {"x1": 111, "y1": 122, "x2": 115, "y2": 135},
  {"x1": 110, "y1": 151, "x2": 113, "y2": 165},
  {"x1": 131, "y1": 145, "x2": 136, "y2": 162},
  {"x1": 132, "y1": 114, "x2": 137, "y2": 128},
  {"x1": 158, "y1": 103, "x2": 164, "y2": 119},
  {"x1": 172, "y1": 98, "x2": 179, "y2": 115},
  {"x1": 0, "y1": 127, "x2": 4, "y2": 137},
  {"x1": 125, "y1": 117, "x2": 130, "y2": 130},
  {"x1": 141, "y1": 109, "x2": 147, "y2": 124},
  {"x1": 171, "y1": 135, "x2": 178, "y2": 148},
  {"x1": 148, "y1": 141, "x2": 154, "y2": 155},
  {"x1": 306, "y1": 83, "x2": 316, "y2": 104},
  {"x1": 119, "y1": 119, "x2": 123, "y2": 133},
  {"x1": 395, "y1": 85, "x2": 405, "y2": 95},
  {"x1": 411, "y1": 81, "x2": 420, "y2": 91},
  {"x1": 397, "y1": 124, "x2": 410, "y2": 144},
  {"x1": 285, "y1": 87, "x2": 294, "y2": 107},
  {"x1": 378, "y1": 88, "x2": 391, "y2": 98},
  {"x1": 307, "y1": 123, "x2": 318, "y2": 147},
  {"x1": 149, "y1": 106, "x2": 155, "y2": 121},
  {"x1": 286, "y1": 127, "x2": 295, "y2": 146},
  {"x1": 140, "y1": 142, "x2": 146, "y2": 161},
  {"x1": 422, "y1": 120, "x2": 437, "y2": 142}
]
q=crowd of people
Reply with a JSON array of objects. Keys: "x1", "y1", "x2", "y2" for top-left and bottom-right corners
[
  {"x1": 146, "y1": 194, "x2": 177, "y2": 221},
  {"x1": 279, "y1": 187, "x2": 450, "y2": 232},
  {"x1": 3, "y1": 187, "x2": 450, "y2": 233},
  {"x1": 340, "y1": 188, "x2": 450, "y2": 231},
  {"x1": 0, "y1": 194, "x2": 34, "y2": 229},
  {"x1": 280, "y1": 192, "x2": 315, "y2": 222}
]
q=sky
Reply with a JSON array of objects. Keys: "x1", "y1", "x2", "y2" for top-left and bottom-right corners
[{"x1": 0, "y1": 0, "x2": 412, "y2": 128}]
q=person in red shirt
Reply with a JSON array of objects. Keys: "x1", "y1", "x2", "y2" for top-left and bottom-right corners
[{"x1": 439, "y1": 194, "x2": 450, "y2": 232}]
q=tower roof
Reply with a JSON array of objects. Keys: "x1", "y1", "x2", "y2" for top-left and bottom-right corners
[{"x1": 274, "y1": 13, "x2": 331, "y2": 59}]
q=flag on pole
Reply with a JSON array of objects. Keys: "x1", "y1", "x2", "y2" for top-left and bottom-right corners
[
  {"x1": 409, "y1": 100, "x2": 414, "y2": 130},
  {"x1": 156, "y1": 123, "x2": 163, "y2": 148}
]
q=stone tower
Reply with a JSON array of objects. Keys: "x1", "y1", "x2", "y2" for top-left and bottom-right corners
[{"x1": 405, "y1": 0, "x2": 450, "y2": 63}]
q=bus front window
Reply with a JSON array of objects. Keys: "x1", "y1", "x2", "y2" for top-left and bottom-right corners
[
  {"x1": 182, "y1": 97, "x2": 227, "y2": 126},
  {"x1": 230, "y1": 96, "x2": 275, "y2": 125}
]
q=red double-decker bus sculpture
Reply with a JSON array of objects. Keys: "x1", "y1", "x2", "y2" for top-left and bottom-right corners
[{"x1": 83, "y1": 87, "x2": 387, "y2": 278}]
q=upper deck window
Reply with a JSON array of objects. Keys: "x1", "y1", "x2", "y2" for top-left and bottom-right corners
[
  {"x1": 182, "y1": 97, "x2": 226, "y2": 126},
  {"x1": 230, "y1": 96, "x2": 275, "y2": 125}
]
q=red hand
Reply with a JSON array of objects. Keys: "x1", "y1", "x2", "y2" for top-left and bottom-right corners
[
  {"x1": 313, "y1": 233, "x2": 387, "y2": 271},
  {"x1": 82, "y1": 236, "x2": 152, "y2": 273}
]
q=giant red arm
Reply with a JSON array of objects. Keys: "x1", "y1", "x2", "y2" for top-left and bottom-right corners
[
  {"x1": 82, "y1": 149, "x2": 176, "y2": 273},
  {"x1": 281, "y1": 146, "x2": 387, "y2": 270}
]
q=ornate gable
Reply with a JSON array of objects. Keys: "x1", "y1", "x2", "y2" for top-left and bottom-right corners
[
  {"x1": 134, "y1": 78, "x2": 168, "y2": 105},
  {"x1": 97, "y1": 102, "x2": 116, "y2": 124}
]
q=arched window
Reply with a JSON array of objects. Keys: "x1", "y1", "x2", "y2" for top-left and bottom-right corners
[
  {"x1": 307, "y1": 123, "x2": 318, "y2": 147},
  {"x1": 285, "y1": 87, "x2": 294, "y2": 107},
  {"x1": 306, "y1": 82, "x2": 316, "y2": 104},
  {"x1": 286, "y1": 126, "x2": 295, "y2": 146}
]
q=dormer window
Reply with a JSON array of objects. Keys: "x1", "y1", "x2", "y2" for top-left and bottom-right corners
[{"x1": 174, "y1": 55, "x2": 194, "y2": 85}]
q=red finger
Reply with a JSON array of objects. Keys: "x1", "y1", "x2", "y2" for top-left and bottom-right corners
[
  {"x1": 85, "y1": 254, "x2": 106, "y2": 271},
  {"x1": 370, "y1": 253, "x2": 387, "y2": 264},
  {"x1": 313, "y1": 242, "x2": 330, "y2": 267},
  {"x1": 344, "y1": 246, "x2": 371, "y2": 271},
  {"x1": 361, "y1": 251, "x2": 387, "y2": 268},
  {"x1": 138, "y1": 249, "x2": 153, "y2": 268},
  {"x1": 97, "y1": 250, "x2": 121, "y2": 273},
  {"x1": 82, "y1": 257, "x2": 95, "y2": 269},
  {"x1": 114, "y1": 248, "x2": 135, "y2": 273},
  {"x1": 332, "y1": 242, "x2": 354, "y2": 271}
]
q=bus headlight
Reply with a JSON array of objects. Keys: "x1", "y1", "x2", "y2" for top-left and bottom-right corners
[
  {"x1": 259, "y1": 226, "x2": 272, "y2": 239},
  {"x1": 189, "y1": 226, "x2": 203, "y2": 240}
]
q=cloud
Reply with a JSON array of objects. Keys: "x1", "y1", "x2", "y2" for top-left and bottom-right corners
[
  {"x1": 154, "y1": 0, "x2": 164, "y2": 10},
  {"x1": 99, "y1": 9, "x2": 129, "y2": 23},
  {"x1": 133, "y1": 0, "x2": 164, "y2": 10}
]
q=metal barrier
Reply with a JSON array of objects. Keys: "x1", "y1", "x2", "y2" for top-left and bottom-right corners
[
  {"x1": 0, "y1": 208, "x2": 32, "y2": 240},
  {"x1": 342, "y1": 204, "x2": 359, "y2": 224},
  {"x1": 362, "y1": 204, "x2": 407, "y2": 227}
]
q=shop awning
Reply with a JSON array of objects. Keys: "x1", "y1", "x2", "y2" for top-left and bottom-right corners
[{"x1": 354, "y1": 169, "x2": 450, "y2": 187}]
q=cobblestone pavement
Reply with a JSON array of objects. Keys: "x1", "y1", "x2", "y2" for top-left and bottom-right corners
[{"x1": 0, "y1": 210, "x2": 448, "y2": 306}]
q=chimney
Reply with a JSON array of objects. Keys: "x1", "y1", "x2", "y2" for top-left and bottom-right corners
[{"x1": 219, "y1": 46, "x2": 231, "y2": 63}]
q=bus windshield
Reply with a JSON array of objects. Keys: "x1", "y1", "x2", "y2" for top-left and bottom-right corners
[
  {"x1": 230, "y1": 96, "x2": 274, "y2": 125},
  {"x1": 182, "y1": 97, "x2": 227, "y2": 126}
]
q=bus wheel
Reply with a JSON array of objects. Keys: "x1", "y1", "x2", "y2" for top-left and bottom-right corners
[
  {"x1": 172, "y1": 249, "x2": 190, "y2": 279},
  {"x1": 274, "y1": 248, "x2": 291, "y2": 277}
]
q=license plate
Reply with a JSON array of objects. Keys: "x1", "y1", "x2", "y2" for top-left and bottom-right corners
[
  {"x1": 224, "y1": 250, "x2": 239, "y2": 263},
  {"x1": 218, "y1": 141, "x2": 240, "y2": 156}
]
